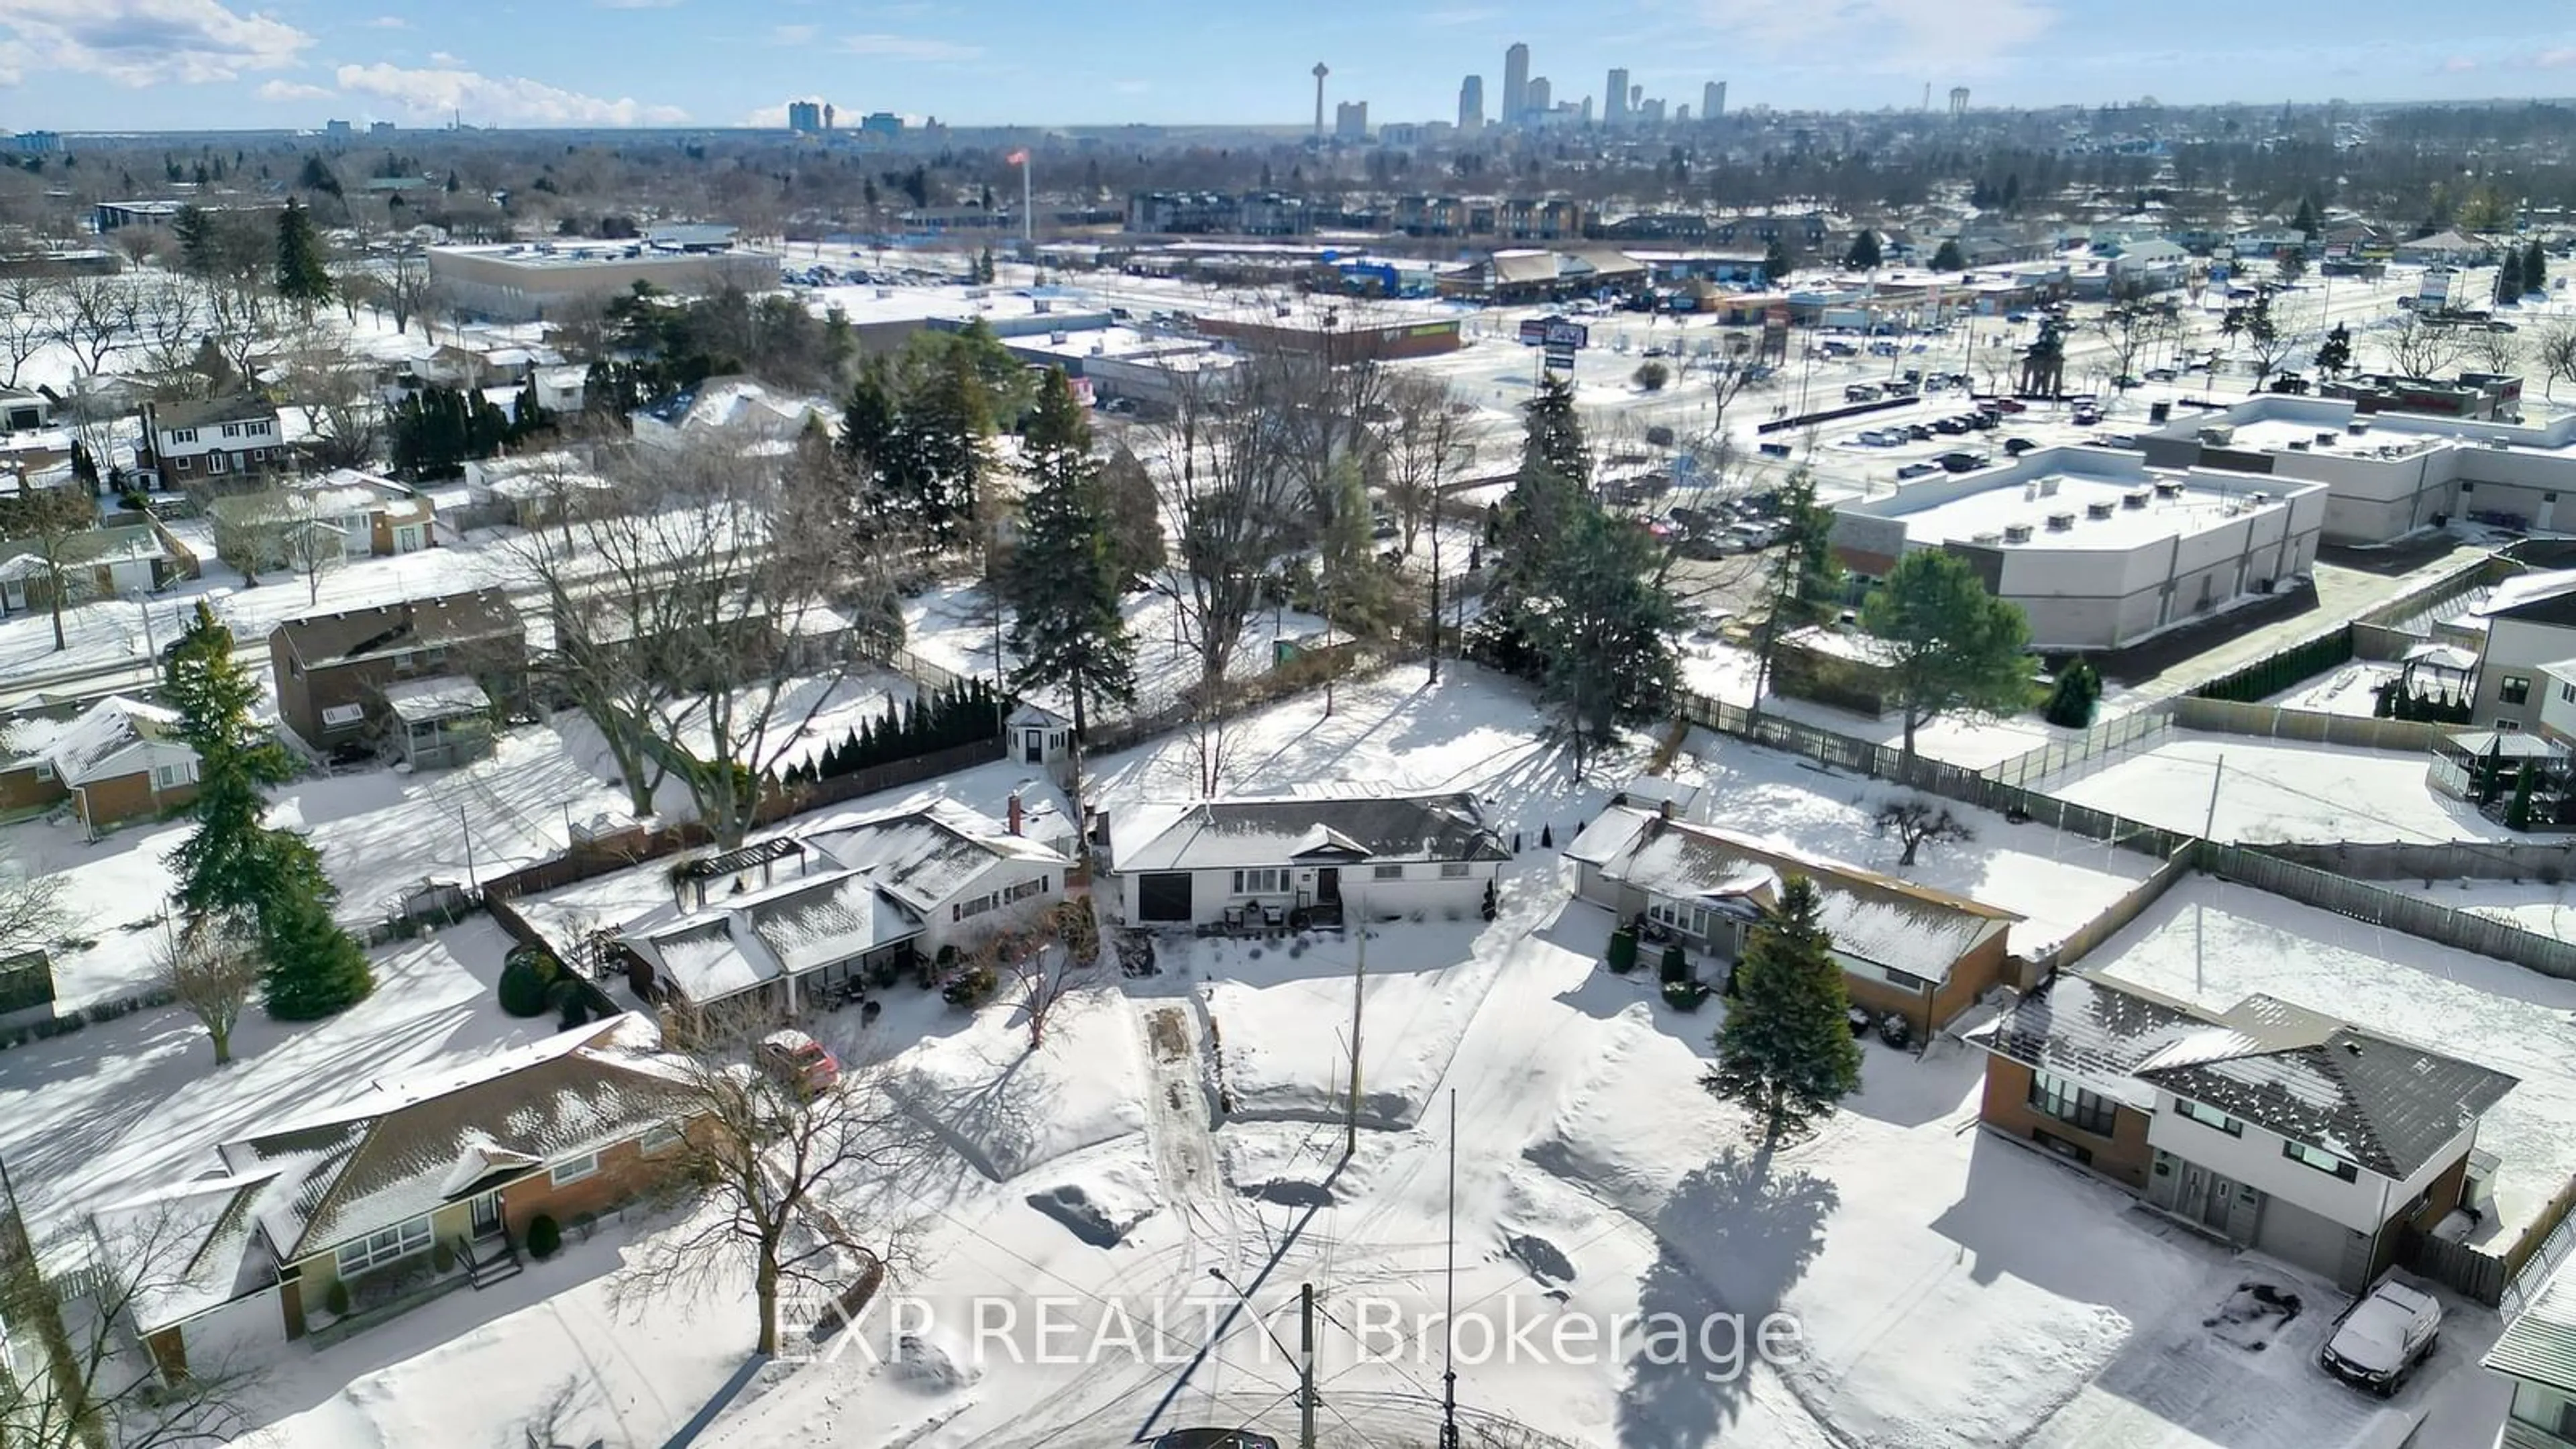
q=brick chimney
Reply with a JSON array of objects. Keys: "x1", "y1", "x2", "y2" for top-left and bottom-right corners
[{"x1": 1008, "y1": 790, "x2": 1024, "y2": 836}]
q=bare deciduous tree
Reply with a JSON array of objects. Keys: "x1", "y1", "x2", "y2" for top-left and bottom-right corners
[
  {"x1": 620, "y1": 1012, "x2": 923, "y2": 1357},
  {"x1": 0, "y1": 849, "x2": 66, "y2": 957},
  {"x1": 0, "y1": 276, "x2": 54, "y2": 389},
  {"x1": 46, "y1": 276, "x2": 138, "y2": 376},
  {"x1": 2378, "y1": 310, "x2": 2470, "y2": 380},
  {"x1": 0, "y1": 488, "x2": 101, "y2": 653},
  {"x1": 972, "y1": 898, "x2": 1102, "y2": 1051},
  {"x1": 1873, "y1": 798, "x2": 1975, "y2": 867},
  {"x1": 1376, "y1": 374, "x2": 1474, "y2": 681},
  {"x1": 2463, "y1": 324, "x2": 2526, "y2": 380},
  {"x1": 510, "y1": 439, "x2": 897, "y2": 845},
  {"x1": 0, "y1": 1203, "x2": 268, "y2": 1449},
  {"x1": 2538, "y1": 317, "x2": 2576, "y2": 400},
  {"x1": 156, "y1": 926, "x2": 261, "y2": 1066}
]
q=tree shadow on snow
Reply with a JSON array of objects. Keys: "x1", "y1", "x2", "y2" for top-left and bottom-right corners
[{"x1": 1616, "y1": 1143, "x2": 1839, "y2": 1448}]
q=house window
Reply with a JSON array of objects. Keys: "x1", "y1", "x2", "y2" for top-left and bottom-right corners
[
  {"x1": 220, "y1": 422, "x2": 241, "y2": 437},
  {"x1": 1230, "y1": 868, "x2": 1285, "y2": 896},
  {"x1": 1003, "y1": 875, "x2": 1049, "y2": 904},
  {"x1": 153, "y1": 762, "x2": 193, "y2": 790},
  {"x1": 953, "y1": 893, "x2": 998, "y2": 922},
  {"x1": 168, "y1": 428, "x2": 197, "y2": 445},
  {"x1": 1373, "y1": 865, "x2": 1405, "y2": 881},
  {"x1": 2283, "y1": 1140, "x2": 2360, "y2": 1181},
  {"x1": 172, "y1": 455, "x2": 191, "y2": 472},
  {"x1": 639, "y1": 1123, "x2": 684, "y2": 1154},
  {"x1": 549, "y1": 1152, "x2": 600, "y2": 1187},
  {"x1": 2561, "y1": 682, "x2": 2574, "y2": 706},
  {"x1": 2029, "y1": 1069, "x2": 2118, "y2": 1137},
  {"x1": 2502, "y1": 676, "x2": 2533, "y2": 706},
  {"x1": 2173, "y1": 1098, "x2": 2243, "y2": 1136},
  {"x1": 1440, "y1": 862, "x2": 1470, "y2": 879},
  {"x1": 204, "y1": 451, "x2": 225, "y2": 475},
  {"x1": 333, "y1": 1215, "x2": 432, "y2": 1276}
]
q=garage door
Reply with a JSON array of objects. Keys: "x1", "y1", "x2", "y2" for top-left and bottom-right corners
[
  {"x1": 1136, "y1": 873, "x2": 1193, "y2": 922},
  {"x1": 2254, "y1": 1193, "x2": 2369, "y2": 1291}
]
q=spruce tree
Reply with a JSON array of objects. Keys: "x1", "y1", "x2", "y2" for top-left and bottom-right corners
[
  {"x1": 2499, "y1": 250, "x2": 2526, "y2": 307},
  {"x1": 2526, "y1": 239, "x2": 2550, "y2": 297},
  {"x1": 1843, "y1": 229, "x2": 1881, "y2": 270},
  {"x1": 274, "y1": 197, "x2": 334, "y2": 317},
  {"x1": 1762, "y1": 237, "x2": 1795, "y2": 286},
  {"x1": 259, "y1": 885, "x2": 374, "y2": 1022},
  {"x1": 1705, "y1": 876, "x2": 1863, "y2": 1142},
  {"x1": 1930, "y1": 239, "x2": 1965, "y2": 272}
]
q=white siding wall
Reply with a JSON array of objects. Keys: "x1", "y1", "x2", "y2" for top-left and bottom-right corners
[
  {"x1": 925, "y1": 854, "x2": 1067, "y2": 955},
  {"x1": 2477, "y1": 616, "x2": 2576, "y2": 730},
  {"x1": 2144, "y1": 1091, "x2": 2400, "y2": 1230}
]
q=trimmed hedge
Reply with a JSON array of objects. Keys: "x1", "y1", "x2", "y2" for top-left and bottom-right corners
[{"x1": 2192, "y1": 627, "x2": 2354, "y2": 704}]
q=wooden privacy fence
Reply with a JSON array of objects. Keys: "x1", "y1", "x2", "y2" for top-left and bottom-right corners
[
  {"x1": 2167, "y1": 696, "x2": 2453, "y2": 753},
  {"x1": 2196, "y1": 842, "x2": 2576, "y2": 983}
]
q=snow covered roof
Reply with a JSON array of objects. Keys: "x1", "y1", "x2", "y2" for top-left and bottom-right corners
[
  {"x1": 8, "y1": 694, "x2": 185, "y2": 787},
  {"x1": 89, "y1": 1171, "x2": 279, "y2": 1334},
  {"x1": 2473, "y1": 568, "x2": 2576, "y2": 623},
  {"x1": 625, "y1": 867, "x2": 922, "y2": 1006},
  {"x1": 212, "y1": 1016, "x2": 681, "y2": 1263},
  {"x1": 272, "y1": 588, "x2": 523, "y2": 671},
  {"x1": 1990, "y1": 973, "x2": 2518, "y2": 1175},
  {"x1": 1111, "y1": 793, "x2": 1507, "y2": 873},
  {"x1": 804, "y1": 802, "x2": 1067, "y2": 916},
  {"x1": 2487, "y1": 1257, "x2": 2576, "y2": 1391},
  {"x1": 1573, "y1": 806, "x2": 2019, "y2": 984},
  {"x1": 382, "y1": 674, "x2": 491, "y2": 724}
]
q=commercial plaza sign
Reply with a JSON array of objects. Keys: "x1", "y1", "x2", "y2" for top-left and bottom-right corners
[{"x1": 1519, "y1": 315, "x2": 1592, "y2": 350}]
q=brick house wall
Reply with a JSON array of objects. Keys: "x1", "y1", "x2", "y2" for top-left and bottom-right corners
[
  {"x1": 1978, "y1": 1055, "x2": 2156, "y2": 1189},
  {"x1": 76, "y1": 771, "x2": 197, "y2": 829},
  {"x1": 497, "y1": 1132, "x2": 690, "y2": 1240},
  {"x1": 0, "y1": 765, "x2": 66, "y2": 815}
]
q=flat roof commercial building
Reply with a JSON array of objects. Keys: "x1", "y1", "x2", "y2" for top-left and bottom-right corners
[
  {"x1": 427, "y1": 240, "x2": 782, "y2": 321},
  {"x1": 1831, "y1": 447, "x2": 2328, "y2": 651},
  {"x1": 2141, "y1": 391, "x2": 2576, "y2": 545}
]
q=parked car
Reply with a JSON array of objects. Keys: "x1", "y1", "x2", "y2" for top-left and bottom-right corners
[
  {"x1": 1907, "y1": 423, "x2": 1935, "y2": 440},
  {"x1": 1933, "y1": 416, "x2": 1971, "y2": 435},
  {"x1": 1969, "y1": 411, "x2": 2002, "y2": 431},
  {"x1": 2072, "y1": 406, "x2": 2102, "y2": 426},
  {"x1": 2001, "y1": 437, "x2": 2039, "y2": 455},
  {"x1": 756, "y1": 1029, "x2": 842, "y2": 1093},
  {"x1": 2145, "y1": 367, "x2": 2179, "y2": 382},
  {"x1": 1936, "y1": 451, "x2": 1992, "y2": 473},
  {"x1": 1153, "y1": 1432, "x2": 1281, "y2": 1449},
  {"x1": 1896, "y1": 461, "x2": 1941, "y2": 480},
  {"x1": 2318, "y1": 1280, "x2": 2441, "y2": 1396},
  {"x1": 1992, "y1": 398, "x2": 2028, "y2": 414},
  {"x1": 1845, "y1": 383, "x2": 1882, "y2": 402}
]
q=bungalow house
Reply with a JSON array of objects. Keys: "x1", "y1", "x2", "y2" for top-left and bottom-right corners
[
  {"x1": 0, "y1": 521, "x2": 194, "y2": 618},
  {"x1": 268, "y1": 588, "x2": 525, "y2": 765},
  {"x1": 617, "y1": 840, "x2": 925, "y2": 1012},
  {"x1": 1971, "y1": 971, "x2": 2517, "y2": 1293},
  {"x1": 205, "y1": 470, "x2": 436, "y2": 572},
  {"x1": 0, "y1": 695, "x2": 199, "y2": 830},
  {"x1": 463, "y1": 453, "x2": 619, "y2": 529},
  {"x1": 1101, "y1": 792, "x2": 1508, "y2": 928},
  {"x1": 1564, "y1": 804, "x2": 2024, "y2": 1036},
  {"x1": 805, "y1": 798, "x2": 1073, "y2": 955},
  {"x1": 138, "y1": 395, "x2": 290, "y2": 488},
  {"x1": 2394, "y1": 229, "x2": 2498, "y2": 268},
  {"x1": 102, "y1": 1018, "x2": 692, "y2": 1378},
  {"x1": 631, "y1": 376, "x2": 828, "y2": 454},
  {"x1": 2485, "y1": 1263, "x2": 2576, "y2": 1445}
]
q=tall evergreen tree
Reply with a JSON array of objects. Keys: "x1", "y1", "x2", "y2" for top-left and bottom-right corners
[
  {"x1": 1862, "y1": 548, "x2": 2039, "y2": 769},
  {"x1": 2499, "y1": 249, "x2": 2527, "y2": 306},
  {"x1": 1761, "y1": 237, "x2": 1795, "y2": 286},
  {"x1": 1704, "y1": 876, "x2": 1863, "y2": 1142},
  {"x1": 2526, "y1": 239, "x2": 2551, "y2": 297},
  {"x1": 1526, "y1": 506, "x2": 1677, "y2": 779},
  {"x1": 172, "y1": 205, "x2": 219, "y2": 276},
  {"x1": 1750, "y1": 466, "x2": 1843, "y2": 704},
  {"x1": 2291, "y1": 197, "x2": 2320, "y2": 240},
  {"x1": 1929, "y1": 239, "x2": 1966, "y2": 272},
  {"x1": 1843, "y1": 229, "x2": 1881, "y2": 270},
  {"x1": 163, "y1": 604, "x2": 374, "y2": 1018},
  {"x1": 274, "y1": 197, "x2": 333, "y2": 317},
  {"x1": 1491, "y1": 375, "x2": 1591, "y2": 639},
  {"x1": 1004, "y1": 371, "x2": 1137, "y2": 808}
]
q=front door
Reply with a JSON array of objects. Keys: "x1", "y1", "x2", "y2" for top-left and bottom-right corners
[
  {"x1": 470, "y1": 1191, "x2": 502, "y2": 1240},
  {"x1": 1024, "y1": 729, "x2": 1045, "y2": 765},
  {"x1": 2181, "y1": 1165, "x2": 2235, "y2": 1232},
  {"x1": 1316, "y1": 868, "x2": 1341, "y2": 906}
]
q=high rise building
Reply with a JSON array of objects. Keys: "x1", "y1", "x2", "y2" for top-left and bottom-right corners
[
  {"x1": 1336, "y1": 100, "x2": 1368, "y2": 142},
  {"x1": 1705, "y1": 80, "x2": 1727, "y2": 120},
  {"x1": 786, "y1": 100, "x2": 822, "y2": 134},
  {"x1": 823, "y1": 103, "x2": 835, "y2": 131},
  {"x1": 1503, "y1": 43, "x2": 1529, "y2": 124},
  {"x1": 1526, "y1": 76, "x2": 1551, "y2": 114},
  {"x1": 1605, "y1": 68, "x2": 1629, "y2": 127},
  {"x1": 1458, "y1": 75, "x2": 1485, "y2": 132},
  {"x1": 1949, "y1": 87, "x2": 1970, "y2": 117}
]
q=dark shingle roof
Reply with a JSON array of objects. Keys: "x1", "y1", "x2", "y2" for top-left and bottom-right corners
[
  {"x1": 271, "y1": 588, "x2": 523, "y2": 671},
  {"x1": 1114, "y1": 794, "x2": 1508, "y2": 872},
  {"x1": 2137, "y1": 1020, "x2": 2518, "y2": 1179},
  {"x1": 1985, "y1": 971, "x2": 2223, "y2": 1093},
  {"x1": 154, "y1": 394, "x2": 280, "y2": 433}
]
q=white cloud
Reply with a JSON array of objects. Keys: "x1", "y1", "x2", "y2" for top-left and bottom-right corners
[
  {"x1": 332, "y1": 62, "x2": 689, "y2": 125},
  {"x1": 427, "y1": 50, "x2": 463, "y2": 64},
  {"x1": 840, "y1": 32, "x2": 981, "y2": 62},
  {"x1": 769, "y1": 23, "x2": 817, "y2": 45},
  {"x1": 365, "y1": 15, "x2": 409, "y2": 28},
  {"x1": 257, "y1": 78, "x2": 333, "y2": 99},
  {"x1": 2441, "y1": 56, "x2": 2479, "y2": 73},
  {"x1": 0, "y1": 0, "x2": 313, "y2": 86}
]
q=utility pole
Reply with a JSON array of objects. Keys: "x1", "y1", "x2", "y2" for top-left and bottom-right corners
[
  {"x1": 1441, "y1": 1088, "x2": 1460, "y2": 1449},
  {"x1": 1300, "y1": 1282, "x2": 1320, "y2": 1449},
  {"x1": 2196, "y1": 753, "x2": 2223, "y2": 998},
  {"x1": 1345, "y1": 888, "x2": 1366, "y2": 1159}
]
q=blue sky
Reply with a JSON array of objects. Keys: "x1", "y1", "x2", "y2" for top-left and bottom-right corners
[{"x1": 3, "y1": 0, "x2": 2573, "y2": 132}]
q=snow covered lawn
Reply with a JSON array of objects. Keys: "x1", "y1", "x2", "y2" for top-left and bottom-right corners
[
  {"x1": 2265, "y1": 662, "x2": 2402, "y2": 719},
  {"x1": 1670, "y1": 731, "x2": 2162, "y2": 955},
  {"x1": 2390, "y1": 878, "x2": 2576, "y2": 946},
  {"x1": 2080, "y1": 875, "x2": 2576, "y2": 1246},
  {"x1": 901, "y1": 579, "x2": 1324, "y2": 721},
  {"x1": 1678, "y1": 641, "x2": 2060, "y2": 771},
  {"x1": 877, "y1": 985, "x2": 1149, "y2": 1183},
  {"x1": 2046, "y1": 732, "x2": 2514, "y2": 845}
]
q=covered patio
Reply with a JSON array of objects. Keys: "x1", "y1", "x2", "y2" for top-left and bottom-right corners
[{"x1": 383, "y1": 676, "x2": 494, "y2": 769}]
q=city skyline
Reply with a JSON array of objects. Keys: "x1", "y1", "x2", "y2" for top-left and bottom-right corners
[{"x1": 1, "y1": 0, "x2": 2573, "y2": 132}]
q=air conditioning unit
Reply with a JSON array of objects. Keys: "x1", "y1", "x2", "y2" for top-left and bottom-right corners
[
  {"x1": 1050, "y1": 331, "x2": 1069, "y2": 344},
  {"x1": 2288, "y1": 439, "x2": 2310, "y2": 451},
  {"x1": 2153, "y1": 480, "x2": 2186, "y2": 498},
  {"x1": 1034, "y1": 299, "x2": 1053, "y2": 313},
  {"x1": 2349, "y1": 419, "x2": 2371, "y2": 435},
  {"x1": 2039, "y1": 477, "x2": 2061, "y2": 497},
  {"x1": 2123, "y1": 490, "x2": 2151, "y2": 508},
  {"x1": 2316, "y1": 431, "x2": 2339, "y2": 445},
  {"x1": 2086, "y1": 500, "x2": 2116, "y2": 520},
  {"x1": 2489, "y1": 436, "x2": 2514, "y2": 449},
  {"x1": 1971, "y1": 531, "x2": 2004, "y2": 545},
  {"x1": 2045, "y1": 511, "x2": 2077, "y2": 531},
  {"x1": 2247, "y1": 492, "x2": 2271, "y2": 506},
  {"x1": 2002, "y1": 523, "x2": 2033, "y2": 543}
]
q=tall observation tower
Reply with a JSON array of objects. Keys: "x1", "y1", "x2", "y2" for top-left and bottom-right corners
[{"x1": 1312, "y1": 62, "x2": 1330, "y2": 142}]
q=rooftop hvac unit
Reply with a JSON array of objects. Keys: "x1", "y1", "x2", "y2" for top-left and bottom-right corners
[
  {"x1": 875, "y1": 286, "x2": 894, "y2": 299},
  {"x1": 1050, "y1": 331, "x2": 1069, "y2": 344},
  {"x1": 2086, "y1": 500, "x2": 2116, "y2": 520},
  {"x1": 2045, "y1": 511, "x2": 2077, "y2": 531},
  {"x1": 1971, "y1": 531, "x2": 2004, "y2": 545},
  {"x1": 2489, "y1": 436, "x2": 2514, "y2": 449},
  {"x1": 2315, "y1": 431, "x2": 2339, "y2": 445},
  {"x1": 2123, "y1": 489, "x2": 2151, "y2": 508},
  {"x1": 2039, "y1": 477, "x2": 2061, "y2": 497},
  {"x1": 2288, "y1": 439, "x2": 2310, "y2": 451},
  {"x1": 2198, "y1": 424, "x2": 2237, "y2": 446},
  {"x1": 1034, "y1": 299, "x2": 1052, "y2": 313},
  {"x1": 2002, "y1": 523, "x2": 2034, "y2": 543},
  {"x1": 2023, "y1": 482, "x2": 2039, "y2": 500},
  {"x1": 2154, "y1": 480, "x2": 2186, "y2": 498},
  {"x1": 2247, "y1": 492, "x2": 2270, "y2": 506},
  {"x1": 2349, "y1": 419, "x2": 2371, "y2": 435}
]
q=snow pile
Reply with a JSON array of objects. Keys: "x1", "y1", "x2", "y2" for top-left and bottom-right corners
[
  {"x1": 1024, "y1": 1161, "x2": 1161, "y2": 1248},
  {"x1": 882, "y1": 987, "x2": 1147, "y2": 1182}
]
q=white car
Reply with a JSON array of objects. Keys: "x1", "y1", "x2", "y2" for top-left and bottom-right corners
[{"x1": 2318, "y1": 1280, "x2": 2441, "y2": 1395}]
